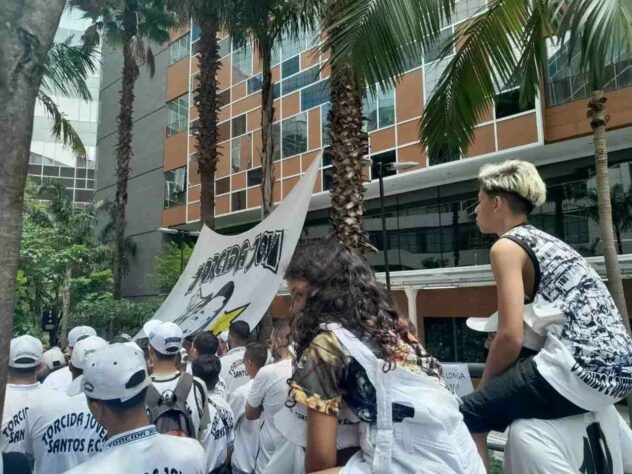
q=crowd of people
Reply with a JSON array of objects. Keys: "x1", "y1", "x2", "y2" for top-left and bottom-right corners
[{"x1": 1, "y1": 160, "x2": 632, "y2": 473}]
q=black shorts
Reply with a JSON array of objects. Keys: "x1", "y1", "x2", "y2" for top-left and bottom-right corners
[{"x1": 459, "y1": 356, "x2": 587, "y2": 433}]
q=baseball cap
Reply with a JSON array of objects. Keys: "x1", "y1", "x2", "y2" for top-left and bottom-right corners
[
  {"x1": 68, "y1": 343, "x2": 151, "y2": 402},
  {"x1": 146, "y1": 321, "x2": 183, "y2": 355},
  {"x1": 70, "y1": 336, "x2": 108, "y2": 370},
  {"x1": 41, "y1": 347, "x2": 66, "y2": 370},
  {"x1": 466, "y1": 313, "x2": 498, "y2": 333},
  {"x1": 68, "y1": 326, "x2": 97, "y2": 348},
  {"x1": 9, "y1": 335, "x2": 43, "y2": 368}
]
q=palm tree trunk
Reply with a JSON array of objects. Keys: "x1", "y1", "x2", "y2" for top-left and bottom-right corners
[
  {"x1": 328, "y1": 66, "x2": 372, "y2": 253},
  {"x1": 0, "y1": 0, "x2": 65, "y2": 424},
  {"x1": 196, "y1": 18, "x2": 221, "y2": 229},
  {"x1": 259, "y1": 37, "x2": 275, "y2": 218},
  {"x1": 113, "y1": 43, "x2": 139, "y2": 299},
  {"x1": 588, "y1": 90, "x2": 631, "y2": 333},
  {"x1": 59, "y1": 263, "x2": 72, "y2": 348}
]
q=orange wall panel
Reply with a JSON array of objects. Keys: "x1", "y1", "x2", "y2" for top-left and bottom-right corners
[
  {"x1": 190, "y1": 105, "x2": 199, "y2": 122},
  {"x1": 187, "y1": 203, "x2": 201, "y2": 222},
  {"x1": 164, "y1": 132, "x2": 188, "y2": 171},
  {"x1": 465, "y1": 124, "x2": 496, "y2": 158},
  {"x1": 232, "y1": 82, "x2": 246, "y2": 102},
  {"x1": 397, "y1": 120, "x2": 420, "y2": 145},
  {"x1": 189, "y1": 158, "x2": 200, "y2": 186},
  {"x1": 282, "y1": 156, "x2": 300, "y2": 177},
  {"x1": 247, "y1": 188, "x2": 262, "y2": 208},
  {"x1": 301, "y1": 48, "x2": 319, "y2": 69},
  {"x1": 215, "y1": 194, "x2": 230, "y2": 215},
  {"x1": 396, "y1": 70, "x2": 424, "y2": 122},
  {"x1": 273, "y1": 179, "x2": 282, "y2": 203},
  {"x1": 282, "y1": 176, "x2": 299, "y2": 198},
  {"x1": 219, "y1": 104, "x2": 231, "y2": 122},
  {"x1": 170, "y1": 27, "x2": 189, "y2": 41},
  {"x1": 308, "y1": 108, "x2": 321, "y2": 150},
  {"x1": 216, "y1": 148, "x2": 230, "y2": 178},
  {"x1": 497, "y1": 113, "x2": 538, "y2": 150},
  {"x1": 370, "y1": 126, "x2": 396, "y2": 153},
  {"x1": 397, "y1": 144, "x2": 426, "y2": 170},
  {"x1": 282, "y1": 93, "x2": 300, "y2": 119},
  {"x1": 162, "y1": 206, "x2": 186, "y2": 227},
  {"x1": 272, "y1": 66, "x2": 280, "y2": 83},
  {"x1": 313, "y1": 171, "x2": 322, "y2": 193},
  {"x1": 247, "y1": 110, "x2": 261, "y2": 132},
  {"x1": 418, "y1": 286, "x2": 498, "y2": 318},
  {"x1": 188, "y1": 185, "x2": 200, "y2": 202},
  {"x1": 218, "y1": 58, "x2": 231, "y2": 91},
  {"x1": 232, "y1": 171, "x2": 246, "y2": 190},
  {"x1": 302, "y1": 150, "x2": 320, "y2": 171},
  {"x1": 233, "y1": 92, "x2": 260, "y2": 116},
  {"x1": 166, "y1": 59, "x2": 190, "y2": 102}
]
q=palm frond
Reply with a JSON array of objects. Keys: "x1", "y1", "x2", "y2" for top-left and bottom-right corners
[
  {"x1": 37, "y1": 92, "x2": 88, "y2": 160},
  {"x1": 420, "y1": 0, "x2": 542, "y2": 161},
  {"x1": 41, "y1": 38, "x2": 99, "y2": 101},
  {"x1": 321, "y1": 0, "x2": 454, "y2": 90},
  {"x1": 557, "y1": 0, "x2": 632, "y2": 89}
]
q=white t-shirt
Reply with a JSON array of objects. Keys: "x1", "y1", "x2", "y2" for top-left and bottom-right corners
[
  {"x1": 1, "y1": 383, "x2": 56, "y2": 453},
  {"x1": 247, "y1": 358, "x2": 293, "y2": 473},
  {"x1": 505, "y1": 406, "x2": 632, "y2": 474},
  {"x1": 202, "y1": 393, "x2": 235, "y2": 471},
  {"x1": 65, "y1": 425, "x2": 207, "y2": 474},
  {"x1": 221, "y1": 347, "x2": 249, "y2": 398},
  {"x1": 150, "y1": 372, "x2": 209, "y2": 440},
  {"x1": 230, "y1": 380, "x2": 261, "y2": 473},
  {"x1": 42, "y1": 367, "x2": 72, "y2": 393},
  {"x1": 24, "y1": 391, "x2": 107, "y2": 474}
]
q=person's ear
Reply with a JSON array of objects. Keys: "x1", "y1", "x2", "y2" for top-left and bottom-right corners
[{"x1": 493, "y1": 195, "x2": 502, "y2": 212}]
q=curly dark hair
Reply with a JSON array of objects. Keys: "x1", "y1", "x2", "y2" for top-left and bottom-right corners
[{"x1": 286, "y1": 238, "x2": 425, "y2": 370}]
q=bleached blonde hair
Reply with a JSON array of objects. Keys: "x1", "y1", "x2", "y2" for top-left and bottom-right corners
[{"x1": 478, "y1": 160, "x2": 546, "y2": 211}]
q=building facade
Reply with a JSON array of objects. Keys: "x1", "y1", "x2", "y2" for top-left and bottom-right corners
[
  {"x1": 96, "y1": 3, "x2": 632, "y2": 360},
  {"x1": 29, "y1": 9, "x2": 101, "y2": 205}
]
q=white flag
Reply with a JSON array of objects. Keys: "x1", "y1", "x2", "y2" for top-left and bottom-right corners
[{"x1": 140, "y1": 157, "x2": 320, "y2": 337}]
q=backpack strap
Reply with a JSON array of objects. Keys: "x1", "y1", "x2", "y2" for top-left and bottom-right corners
[
  {"x1": 145, "y1": 383, "x2": 162, "y2": 416},
  {"x1": 325, "y1": 323, "x2": 393, "y2": 474}
]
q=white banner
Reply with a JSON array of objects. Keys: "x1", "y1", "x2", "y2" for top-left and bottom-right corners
[
  {"x1": 441, "y1": 363, "x2": 474, "y2": 398},
  {"x1": 141, "y1": 157, "x2": 320, "y2": 337}
]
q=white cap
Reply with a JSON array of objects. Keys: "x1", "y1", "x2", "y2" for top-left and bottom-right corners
[
  {"x1": 146, "y1": 321, "x2": 183, "y2": 355},
  {"x1": 68, "y1": 326, "x2": 97, "y2": 348},
  {"x1": 68, "y1": 343, "x2": 151, "y2": 402},
  {"x1": 219, "y1": 331, "x2": 229, "y2": 342},
  {"x1": 466, "y1": 313, "x2": 498, "y2": 333},
  {"x1": 9, "y1": 335, "x2": 43, "y2": 368},
  {"x1": 41, "y1": 347, "x2": 66, "y2": 370},
  {"x1": 70, "y1": 336, "x2": 108, "y2": 370}
]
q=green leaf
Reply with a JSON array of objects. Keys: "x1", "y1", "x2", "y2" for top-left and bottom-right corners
[{"x1": 36, "y1": 92, "x2": 88, "y2": 160}]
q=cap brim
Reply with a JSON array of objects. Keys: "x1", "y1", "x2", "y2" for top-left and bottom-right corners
[
  {"x1": 9, "y1": 359, "x2": 40, "y2": 369},
  {"x1": 466, "y1": 315, "x2": 498, "y2": 332},
  {"x1": 66, "y1": 375, "x2": 84, "y2": 397}
]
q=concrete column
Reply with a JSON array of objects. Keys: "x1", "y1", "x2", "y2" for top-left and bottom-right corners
[{"x1": 404, "y1": 287, "x2": 420, "y2": 337}]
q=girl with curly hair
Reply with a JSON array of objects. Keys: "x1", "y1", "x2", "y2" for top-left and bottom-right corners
[{"x1": 285, "y1": 239, "x2": 483, "y2": 474}]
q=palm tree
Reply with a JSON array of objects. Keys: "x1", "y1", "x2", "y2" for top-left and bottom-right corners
[
  {"x1": 0, "y1": 0, "x2": 68, "y2": 420},
  {"x1": 70, "y1": 0, "x2": 175, "y2": 299},
  {"x1": 419, "y1": 0, "x2": 632, "y2": 330},
  {"x1": 234, "y1": 0, "x2": 318, "y2": 217},
  {"x1": 319, "y1": 0, "x2": 452, "y2": 253},
  {"x1": 167, "y1": 1, "x2": 233, "y2": 228}
]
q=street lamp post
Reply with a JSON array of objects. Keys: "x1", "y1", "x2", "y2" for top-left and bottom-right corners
[
  {"x1": 373, "y1": 161, "x2": 417, "y2": 292},
  {"x1": 157, "y1": 227, "x2": 201, "y2": 272}
]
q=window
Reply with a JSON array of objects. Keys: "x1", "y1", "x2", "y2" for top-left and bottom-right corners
[
  {"x1": 280, "y1": 28, "x2": 314, "y2": 60},
  {"x1": 167, "y1": 95, "x2": 188, "y2": 136},
  {"x1": 301, "y1": 80, "x2": 329, "y2": 111},
  {"x1": 282, "y1": 66, "x2": 319, "y2": 96},
  {"x1": 218, "y1": 89, "x2": 231, "y2": 108},
  {"x1": 219, "y1": 36, "x2": 231, "y2": 58},
  {"x1": 273, "y1": 82, "x2": 281, "y2": 100},
  {"x1": 424, "y1": 28, "x2": 453, "y2": 64},
  {"x1": 282, "y1": 56, "x2": 300, "y2": 78},
  {"x1": 232, "y1": 190, "x2": 246, "y2": 211},
  {"x1": 164, "y1": 168, "x2": 186, "y2": 208},
  {"x1": 248, "y1": 167, "x2": 262, "y2": 187},
  {"x1": 169, "y1": 35, "x2": 190, "y2": 65},
  {"x1": 232, "y1": 114, "x2": 246, "y2": 137},
  {"x1": 363, "y1": 87, "x2": 395, "y2": 131},
  {"x1": 232, "y1": 45, "x2": 252, "y2": 84},
  {"x1": 495, "y1": 88, "x2": 535, "y2": 119},
  {"x1": 272, "y1": 123, "x2": 281, "y2": 161},
  {"x1": 424, "y1": 58, "x2": 450, "y2": 102},
  {"x1": 454, "y1": 0, "x2": 487, "y2": 22},
  {"x1": 282, "y1": 112, "x2": 307, "y2": 158},
  {"x1": 322, "y1": 147, "x2": 334, "y2": 191},
  {"x1": 424, "y1": 318, "x2": 488, "y2": 363},
  {"x1": 321, "y1": 103, "x2": 331, "y2": 146},
  {"x1": 248, "y1": 74, "x2": 262, "y2": 95},
  {"x1": 215, "y1": 177, "x2": 230, "y2": 195},
  {"x1": 370, "y1": 151, "x2": 396, "y2": 180},
  {"x1": 191, "y1": 25, "x2": 201, "y2": 43},
  {"x1": 231, "y1": 133, "x2": 252, "y2": 172}
]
